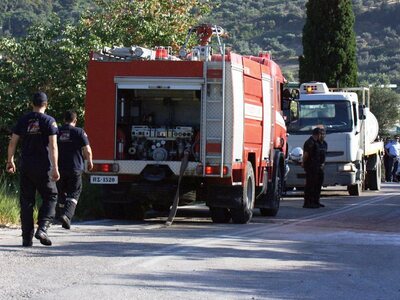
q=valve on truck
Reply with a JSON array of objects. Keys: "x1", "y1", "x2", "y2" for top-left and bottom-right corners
[
  {"x1": 117, "y1": 127, "x2": 126, "y2": 160},
  {"x1": 117, "y1": 139, "x2": 125, "y2": 160}
]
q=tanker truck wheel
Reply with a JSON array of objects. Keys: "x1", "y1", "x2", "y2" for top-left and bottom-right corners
[
  {"x1": 348, "y1": 183, "x2": 362, "y2": 196},
  {"x1": 209, "y1": 207, "x2": 231, "y2": 223},
  {"x1": 230, "y1": 162, "x2": 255, "y2": 224},
  {"x1": 367, "y1": 155, "x2": 381, "y2": 191}
]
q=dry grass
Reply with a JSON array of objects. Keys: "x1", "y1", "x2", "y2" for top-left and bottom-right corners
[
  {"x1": 0, "y1": 175, "x2": 21, "y2": 226},
  {"x1": 0, "y1": 174, "x2": 103, "y2": 226}
]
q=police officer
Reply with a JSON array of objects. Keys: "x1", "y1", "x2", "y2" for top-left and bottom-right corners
[
  {"x1": 6, "y1": 92, "x2": 59, "y2": 246},
  {"x1": 56, "y1": 110, "x2": 93, "y2": 229},
  {"x1": 302, "y1": 127, "x2": 328, "y2": 208}
]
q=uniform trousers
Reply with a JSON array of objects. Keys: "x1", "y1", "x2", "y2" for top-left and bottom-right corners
[
  {"x1": 386, "y1": 156, "x2": 398, "y2": 182},
  {"x1": 19, "y1": 168, "x2": 58, "y2": 240},
  {"x1": 56, "y1": 170, "x2": 82, "y2": 219},
  {"x1": 304, "y1": 167, "x2": 324, "y2": 206}
]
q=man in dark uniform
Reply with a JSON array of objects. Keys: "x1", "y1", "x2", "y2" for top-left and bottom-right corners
[
  {"x1": 56, "y1": 110, "x2": 93, "y2": 229},
  {"x1": 302, "y1": 127, "x2": 328, "y2": 208},
  {"x1": 6, "y1": 92, "x2": 59, "y2": 246}
]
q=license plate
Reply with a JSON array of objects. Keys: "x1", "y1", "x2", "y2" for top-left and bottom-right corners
[{"x1": 90, "y1": 175, "x2": 118, "y2": 184}]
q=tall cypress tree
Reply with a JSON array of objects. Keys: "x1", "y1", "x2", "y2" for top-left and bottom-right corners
[{"x1": 299, "y1": 0, "x2": 358, "y2": 87}]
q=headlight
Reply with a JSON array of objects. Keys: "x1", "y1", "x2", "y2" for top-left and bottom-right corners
[
  {"x1": 289, "y1": 147, "x2": 303, "y2": 162},
  {"x1": 338, "y1": 164, "x2": 355, "y2": 172}
]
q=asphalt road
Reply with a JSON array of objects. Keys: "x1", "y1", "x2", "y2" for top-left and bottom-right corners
[{"x1": 1, "y1": 183, "x2": 400, "y2": 300}]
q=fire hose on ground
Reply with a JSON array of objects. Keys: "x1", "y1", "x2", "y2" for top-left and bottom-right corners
[{"x1": 165, "y1": 150, "x2": 190, "y2": 226}]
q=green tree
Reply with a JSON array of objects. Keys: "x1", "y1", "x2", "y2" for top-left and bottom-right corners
[
  {"x1": 0, "y1": 0, "x2": 210, "y2": 165},
  {"x1": 369, "y1": 87, "x2": 400, "y2": 135},
  {"x1": 299, "y1": 0, "x2": 358, "y2": 87},
  {"x1": 83, "y1": 0, "x2": 211, "y2": 50},
  {"x1": 0, "y1": 17, "x2": 99, "y2": 164}
]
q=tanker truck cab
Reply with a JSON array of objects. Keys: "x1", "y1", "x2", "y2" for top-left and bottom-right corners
[{"x1": 286, "y1": 82, "x2": 383, "y2": 196}]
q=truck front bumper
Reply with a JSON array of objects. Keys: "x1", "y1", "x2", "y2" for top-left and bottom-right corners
[{"x1": 286, "y1": 162, "x2": 357, "y2": 188}]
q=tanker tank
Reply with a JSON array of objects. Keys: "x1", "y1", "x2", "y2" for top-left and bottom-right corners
[{"x1": 364, "y1": 108, "x2": 379, "y2": 144}]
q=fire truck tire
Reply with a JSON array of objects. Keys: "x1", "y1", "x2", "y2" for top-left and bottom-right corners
[
  {"x1": 209, "y1": 207, "x2": 231, "y2": 223},
  {"x1": 152, "y1": 204, "x2": 171, "y2": 212},
  {"x1": 124, "y1": 200, "x2": 146, "y2": 221},
  {"x1": 348, "y1": 183, "x2": 362, "y2": 196},
  {"x1": 230, "y1": 162, "x2": 255, "y2": 224},
  {"x1": 260, "y1": 157, "x2": 283, "y2": 217},
  {"x1": 101, "y1": 184, "x2": 129, "y2": 219},
  {"x1": 102, "y1": 203, "x2": 124, "y2": 219}
]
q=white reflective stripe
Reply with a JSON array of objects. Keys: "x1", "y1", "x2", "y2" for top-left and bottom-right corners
[
  {"x1": 232, "y1": 68, "x2": 244, "y2": 162},
  {"x1": 245, "y1": 103, "x2": 263, "y2": 121},
  {"x1": 275, "y1": 111, "x2": 286, "y2": 127},
  {"x1": 262, "y1": 77, "x2": 272, "y2": 160},
  {"x1": 66, "y1": 198, "x2": 78, "y2": 205}
]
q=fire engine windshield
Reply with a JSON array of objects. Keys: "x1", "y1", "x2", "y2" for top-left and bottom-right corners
[{"x1": 288, "y1": 100, "x2": 352, "y2": 134}]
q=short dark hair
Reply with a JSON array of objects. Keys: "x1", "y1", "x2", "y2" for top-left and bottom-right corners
[
  {"x1": 312, "y1": 127, "x2": 323, "y2": 135},
  {"x1": 32, "y1": 92, "x2": 48, "y2": 107},
  {"x1": 64, "y1": 110, "x2": 77, "y2": 123}
]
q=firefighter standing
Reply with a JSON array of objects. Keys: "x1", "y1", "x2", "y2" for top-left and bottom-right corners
[
  {"x1": 56, "y1": 110, "x2": 93, "y2": 229},
  {"x1": 302, "y1": 127, "x2": 327, "y2": 208},
  {"x1": 6, "y1": 92, "x2": 59, "y2": 246}
]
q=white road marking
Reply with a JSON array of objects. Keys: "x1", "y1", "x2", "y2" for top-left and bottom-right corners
[{"x1": 129, "y1": 193, "x2": 400, "y2": 268}]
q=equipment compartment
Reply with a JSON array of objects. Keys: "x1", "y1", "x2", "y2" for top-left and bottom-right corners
[{"x1": 115, "y1": 88, "x2": 201, "y2": 162}]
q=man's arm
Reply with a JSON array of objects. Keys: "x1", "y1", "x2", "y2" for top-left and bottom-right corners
[
  {"x1": 301, "y1": 151, "x2": 309, "y2": 168},
  {"x1": 6, "y1": 134, "x2": 20, "y2": 173},
  {"x1": 83, "y1": 145, "x2": 93, "y2": 171},
  {"x1": 48, "y1": 135, "x2": 60, "y2": 181}
]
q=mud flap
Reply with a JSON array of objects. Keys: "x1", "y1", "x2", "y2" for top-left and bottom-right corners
[{"x1": 165, "y1": 151, "x2": 190, "y2": 226}]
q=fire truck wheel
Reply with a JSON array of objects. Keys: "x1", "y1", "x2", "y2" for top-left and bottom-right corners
[
  {"x1": 102, "y1": 184, "x2": 128, "y2": 219},
  {"x1": 123, "y1": 201, "x2": 146, "y2": 221},
  {"x1": 209, "y1": 207, "x2": 231, "y2": 223},
  {"x1": 102, "y1": 203, "x2": 124, "y2": 219},
  {"x1": 152, "y1": 204, "x2": 171, "y2": 212},
  {"x1": 260, "y1": 161, "x2": 282, "y2": 217},
  {"x1": 231, "y1": 162, "x2": 255, "y2": 224}
]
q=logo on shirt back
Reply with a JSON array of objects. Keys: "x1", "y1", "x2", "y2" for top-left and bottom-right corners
[
  {"x1": 27, "y1": 119, "x2": 40, "y2": 134},
  {"x1": 59, "y1": 131, "x2": 71, "y2": 142}
]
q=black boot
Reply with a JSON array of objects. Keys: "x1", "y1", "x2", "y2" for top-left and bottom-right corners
[
  {"x1": 34, "y1": 222, "x2": 52, "y2": 246},
  {"x1": 22, "y1": 230, "x2": 34, "y2": 247},
  {"x1": 60, "y1": 199, "x2": 77, "y2": 229},
  {"x1": 60, "y1": 214, "x2": 71, "y2": 230},
  {"x1": 53, "y1": 202, "x2": 64, "y2": 224}
]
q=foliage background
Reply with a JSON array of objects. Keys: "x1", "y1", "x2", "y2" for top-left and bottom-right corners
[
  {"x1": 299, "y1": 0, "x2": 358, "y2": 87},
  {"x1": 2, "y1": 1, "x2": 400, "y2": 85},
  {"x1": 0, "y1": 0, "x2": 399, "y2": 152}
]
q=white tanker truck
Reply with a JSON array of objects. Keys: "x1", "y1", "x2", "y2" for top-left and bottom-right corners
[{"x1": 285, "y1": 82, "x2": 384, "y2": 196}]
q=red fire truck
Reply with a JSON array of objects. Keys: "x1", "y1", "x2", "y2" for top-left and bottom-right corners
[{"x1": 84, "y1": 24, "x2": 287, "y2": 224}]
